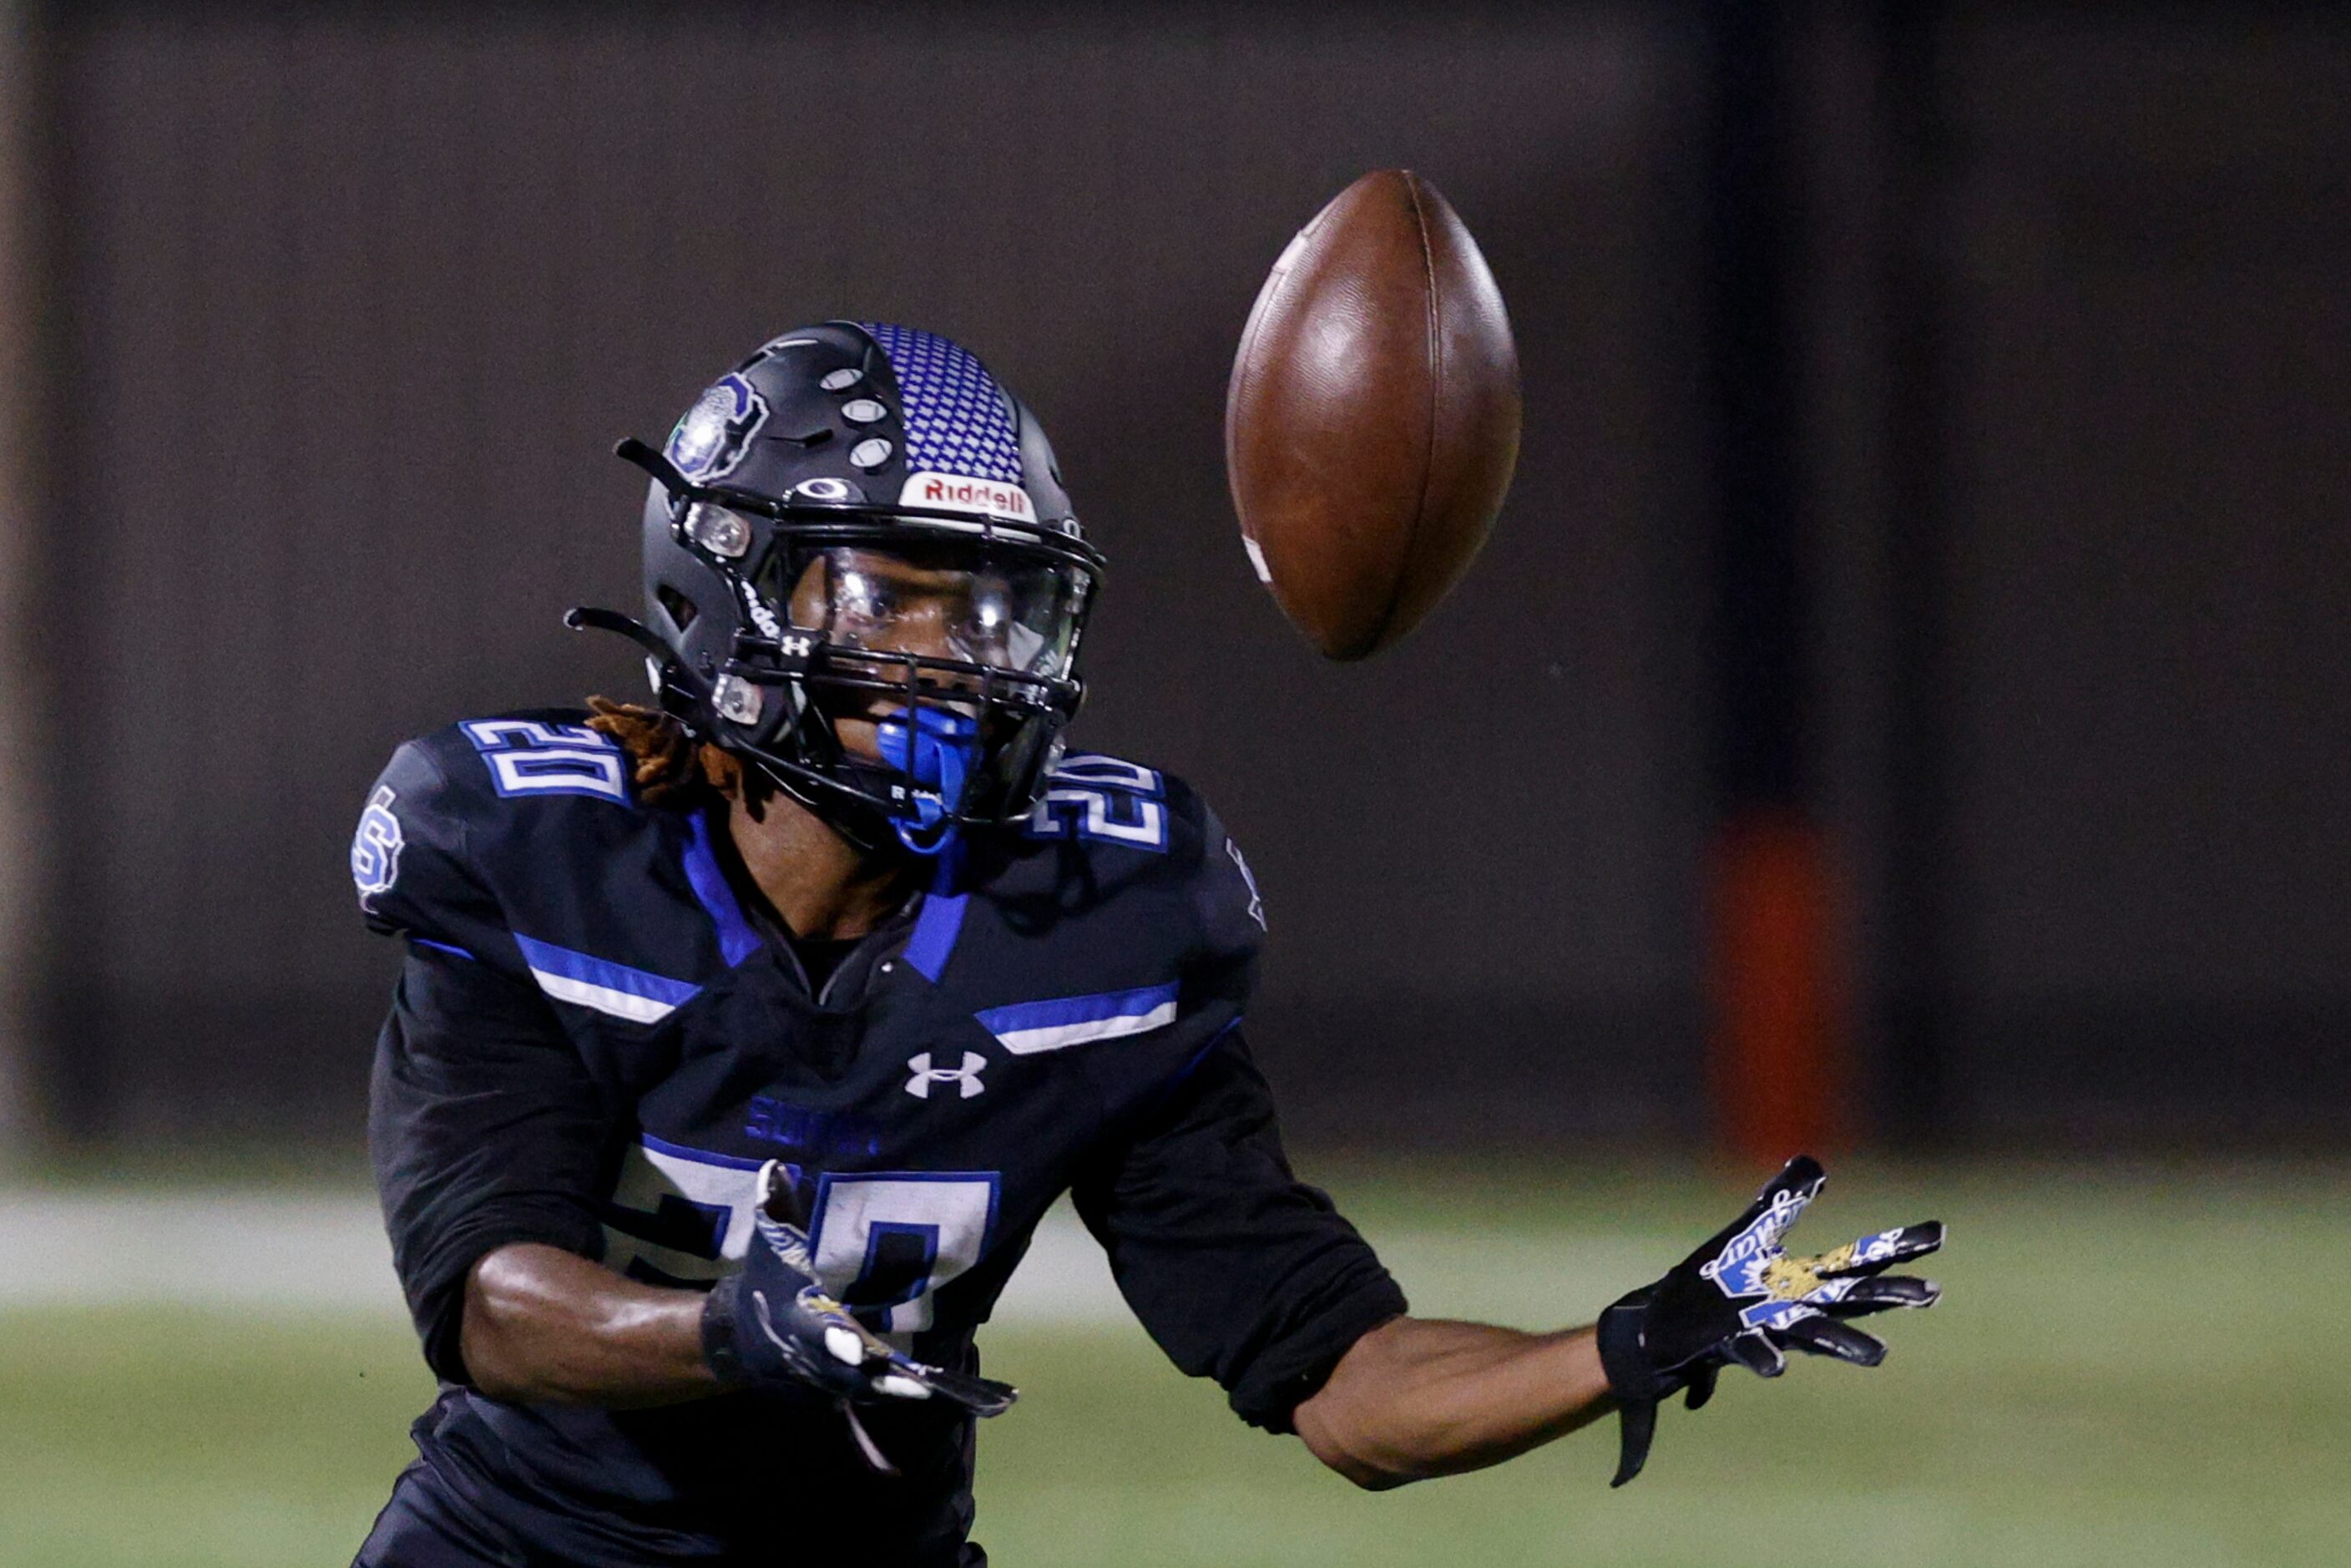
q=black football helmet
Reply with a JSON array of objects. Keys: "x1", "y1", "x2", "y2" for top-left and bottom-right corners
[{"x1": 570, "y1": 321, "x2": 1103, "y2": 857}]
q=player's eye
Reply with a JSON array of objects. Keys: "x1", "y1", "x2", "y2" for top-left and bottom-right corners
[
  {"x1": 830, "y1": 567, "x2": 902, "y2": 642},
  {"x1": 953, "y1": 586, "x2": 1009, "y2": 655}
]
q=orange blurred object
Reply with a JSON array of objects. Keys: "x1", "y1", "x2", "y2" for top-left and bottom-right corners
[{"x1": 1708, "y1": 812, "x2": 1845, "y2": 1164}]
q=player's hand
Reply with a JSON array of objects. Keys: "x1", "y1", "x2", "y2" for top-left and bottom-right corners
[
  {"x1": 1595, "y1": 1156, "x2": 1942, "y2": 1486},
  {"x1": 702, "y1": 1162, "x2": 1016, "y2": 1471}
]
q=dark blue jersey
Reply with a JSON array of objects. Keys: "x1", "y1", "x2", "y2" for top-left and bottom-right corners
[{"x1": 356, "y1": 711, "x2": 1403, "y2": 1566}]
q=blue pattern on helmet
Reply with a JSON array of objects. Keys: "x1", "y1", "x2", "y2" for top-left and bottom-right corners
[{"x1": 859, "y1": 323, "x2": 1026, "y2": 485}]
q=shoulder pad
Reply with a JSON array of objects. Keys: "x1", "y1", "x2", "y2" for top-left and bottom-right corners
[
  {"x1": 1023, "y1": 753, "x2": 1181, "y2": 857},
  {"x1": 429, "y1": 710, "x2": 637, "y2": 811},
  {"x1": 1011, "y1": 751, "x2": 1266, "y2": 963},
  {"x1": 351, "y1": 707, "x2": 640, "y2": 967}
]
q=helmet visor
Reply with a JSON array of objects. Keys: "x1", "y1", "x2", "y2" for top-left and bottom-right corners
[{"x1": 780, "y1": 544, "x2": 1089, "y2": 680}]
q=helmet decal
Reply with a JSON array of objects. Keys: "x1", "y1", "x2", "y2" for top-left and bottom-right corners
[
  {"x1": 668, "y1": 372, "x2": 769, "y2": 481},
  {"x1": 732, "y1": 574, "x2": 782, "y2": 641},
  {"x1": 899, "y1": 472, "x2": 1035, "y2": 521},
  {"x1": 857, "y1": 323, "x2": 1026, "y2": 484}
]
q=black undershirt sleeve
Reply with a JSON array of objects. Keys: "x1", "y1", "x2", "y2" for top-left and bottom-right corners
[
  {"x1": 367, "y1": 941, "x2": 615, "y2": 1384},
  {"x1": 1069, "y1": 1029, "x2": 1408, "y2": 1434}
]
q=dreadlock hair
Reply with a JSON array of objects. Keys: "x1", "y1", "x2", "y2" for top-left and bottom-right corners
[{"x1": 584, "y1": 695, "x2": 761, "y2": 811}]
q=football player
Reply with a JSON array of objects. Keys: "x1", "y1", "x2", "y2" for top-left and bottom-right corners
[{"x1": 351, "y1": 322, "x2": 1944, "y2": 1566}]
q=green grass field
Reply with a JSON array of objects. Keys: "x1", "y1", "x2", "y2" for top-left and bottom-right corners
[{"x1": 3, "y1": 1161, "x2": 2346, "y2": 1566}]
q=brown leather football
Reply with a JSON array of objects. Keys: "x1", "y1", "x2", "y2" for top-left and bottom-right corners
[{"x1": 1225, "y1": 169, "x2": 1521, "y2": 660}]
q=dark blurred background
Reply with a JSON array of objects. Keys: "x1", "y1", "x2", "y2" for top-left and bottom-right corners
[{"x1": 3, "y1": 1, "x2": 2345, "y2": 1157}]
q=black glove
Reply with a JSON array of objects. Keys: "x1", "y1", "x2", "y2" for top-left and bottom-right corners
[
  {"x1": 702, "y1": 1161, "x2": 1016, "y2": 1474},
  {"x1": 1596, "y1": 1155, "x2": 1942, "y2": 1486}
]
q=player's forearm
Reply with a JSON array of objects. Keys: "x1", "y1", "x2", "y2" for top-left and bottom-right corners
[
  {"x1": 1292, "y1": 1315, "x2": 1613, "y2": 1490},
  {"x1": 461, "y1": 1242, "x2": 720, "y2": 1409}
]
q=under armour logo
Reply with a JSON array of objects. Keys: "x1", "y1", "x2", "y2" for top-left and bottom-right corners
[
  {"x1": 779, "y1": 633, "x2": 815, "y2": 660},
  {"x1": 905, "y1": 1050, "x2": 987, "y2": 1100}
]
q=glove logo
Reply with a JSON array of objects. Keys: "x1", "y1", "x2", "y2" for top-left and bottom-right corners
[
  {"x1": 904, "y1": 1050, "x2": 988, "y2": 1100},
  {"x1": 1699, "y1": 1187, "x2": 1810, "y2": 1299},
  {"x1": 1698, "y1": 1179, "x2": 1864, "y2": 1330},
  {"x1": 351, "y1": 784, "x2": 403, "y2": 908}
]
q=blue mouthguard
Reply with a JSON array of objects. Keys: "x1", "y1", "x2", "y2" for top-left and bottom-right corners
[{"x1": 874, "y1": 706, "x2": 980, "y2": 857}]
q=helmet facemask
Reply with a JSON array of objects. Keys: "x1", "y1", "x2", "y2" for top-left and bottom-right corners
[
  {"x1": 597, "y1": 447, "x2": 1100, "y2": 858},
  {"x1": 572, "y1": 321, "x2": 1103, "y2": 859},
  {"x1": 739, "y1": 529, "x2": 1095, "y2": 855}
]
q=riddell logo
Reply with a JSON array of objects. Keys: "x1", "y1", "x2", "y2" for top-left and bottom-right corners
[{"x1": 901, "y1": 472, "x2": 1034, "y2": 520}]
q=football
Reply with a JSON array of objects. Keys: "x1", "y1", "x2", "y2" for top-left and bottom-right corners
[{"x1": 1225, "y1": 169, "x2": 1521, "y2": 660}]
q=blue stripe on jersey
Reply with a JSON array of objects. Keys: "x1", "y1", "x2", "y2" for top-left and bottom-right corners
[
  {"x1": 903, "y1": 890, "x2": 967, "y2": 982},
  {"x1": 513, "y1": 933, "x2": 703, "y2": 1019},
  {"x1": 680, "y1": 808, "x2": 763, "y2": 967},
  {"x1": 975, "y1": 980, "x2": 1180, "y2": 1055}
]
